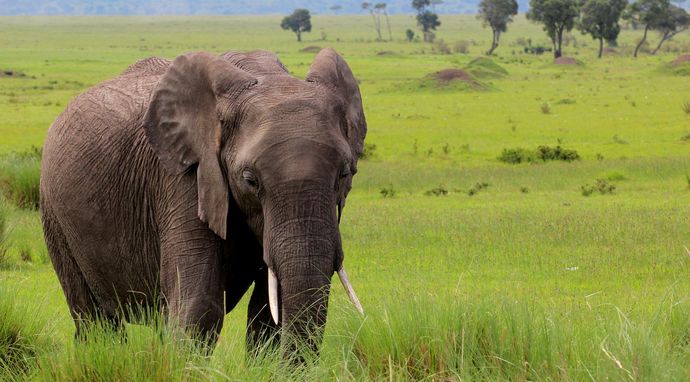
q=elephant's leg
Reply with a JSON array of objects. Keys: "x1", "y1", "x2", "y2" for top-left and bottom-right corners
[
  {"x1": 246, "y1": 266, "x2": 280, "y2": 353},
  {"x1": 159, "y1": 228, "x2": 226, "y2": 346},
  {"x1": 42, "y1": 208, "x2": 123, "y2": 340}
]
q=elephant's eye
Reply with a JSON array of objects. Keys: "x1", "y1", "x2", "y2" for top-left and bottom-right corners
[
  {"x1": 340, "y1": 164, "x2": 351, "y2": 179},
  {"x1": 242, "y1": 170, "x2": 259, "y2": 189}
]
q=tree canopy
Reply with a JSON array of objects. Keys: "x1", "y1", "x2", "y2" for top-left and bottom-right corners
[
  {"x1": 478, "y1": 0, "x2": 519, "y2": 55},
  {"x1": 579, "y1": 0, "x2": 628, "y2": 58},
  {"x1": 527, "y1": 0, "x2": 581, "y2": 58},
  {"x1": 280, "y1": 8, "x2": 312, "y2": 42},
  {"x1": 412, "y1": 0, "x2": 441, "y2": 42}
]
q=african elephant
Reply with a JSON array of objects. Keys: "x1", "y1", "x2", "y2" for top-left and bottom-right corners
[{"x1": 39, "y1": 48, "x2": 366, "y2": 354}]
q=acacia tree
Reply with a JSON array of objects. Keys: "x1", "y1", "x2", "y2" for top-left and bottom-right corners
[
  {"x1": 527, "y1": 0, "x2": 581, "y2": 58},
  {"x1": 362, "y1": 2, "x2": 382, "y2": 40},
  {"x1": 624, "y1": 0, "x2": 670, "y2": 57},
  {"x1": 478, "y1": 0, "x2": 519, "y2": 55},
  {"x1": 413, "y1": 0, "x2": 441, "y2": 42},
  {"x1": 651, "y1": 4, "x2": 690, "y2": 54},
  {"x1": 329, "y1": 4, "x2": 342, "y2": 14},
  {"x1": 579, "y1": 0, "x2": 628, "y2": 58},
  {"x1": 281, "y1": 9, "x2": 312, "y2": 42},
  {"x1": 376, "y1": 3, "x2": 393, "y2": 41}
]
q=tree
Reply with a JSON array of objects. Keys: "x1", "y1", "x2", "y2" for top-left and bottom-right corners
[
  {"x1": 412, "y1": 0, "x2": 441, "y2": 42},
  {"x1": 376, "y1": 3, "x2": 393, "y2": 41},
  {"x1": 579, "y1": 0, "x2": 628, "y2": 58},
  {"x1": 527, "y1": 0, "x2": 581, "y2": 58},
  {"x1": 362, "y1": 2, "x2": 383, "y2": 40},
  {"x1": 624, "y1": 0, "x2": 670, "y2": 57},
  {"x1": 650, "y1": 4, "x2": 690, "y2": 54},
  {"x1": 329, "y1": 4, "x2": 342, "y2": 14},
  {"x1": 281, "y1": 9, "x2": 312, "y2": 42},
  {"x1": 478, "y1": 0, "x2": 519, "y2": 55}
]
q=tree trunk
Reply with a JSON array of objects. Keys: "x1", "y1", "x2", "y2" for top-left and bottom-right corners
[
  {"x1": 598, "y1": 37, "x2": 603, "y2": 58},
  {"x1": 487, "y1": 29, "x2": 498, "y2": 55},
  {"x1": 384, "y1": 12, "x2": 392, "y2": 41},
  {"x1": 652, "y1": 30, "x2": 671, "y2": 55},
  {"x1": 370, "y1": 12, "x2": 381, "y2": 41},
  {"x1": 297, "y1": 31, "x2": 301, "y2": 42},
  {"x1": 554, "y1": 29, "x2": 563, "y2": 59},
  {"x1": 634, "y1": 25, "x2": 649, "y2": 58}
]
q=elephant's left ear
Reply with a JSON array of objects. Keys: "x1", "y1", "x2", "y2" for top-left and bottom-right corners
[{"x1": 306, "y1": 48, "x2": 367, "y2": 164}]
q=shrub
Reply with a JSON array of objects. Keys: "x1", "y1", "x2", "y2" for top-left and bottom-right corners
[
  {"x1": 536, "y1": 145, "x2": 580, "y2": 162},
  {"x1": 425, "y1": 186, "x2": 448, "y2": 196},
  {"x1": 581, "y1": 179, "x2": 616, "y2": 197},
  {"x1": 380, "y1": 185, "x2": 396, "y2": 198},
  {"x1": 405, "y1": 29, "x2": 415, "y2": 42},
  {"x1": 499, "y1": 146, "x2": 580, "y2": 164},
  {"x1": 360, "y1": 143, "x2": 377, "y2": 160},
  {"x1": 453, "y1": 40, "x2": 470, "y2": 54},
  {"x1": 681, "y1": 134, "x2": 690, "y2": 142},
  {"x1": 540, "y1": 103, "x2": 551, "y2": 114},
  {"x1": 686, "y1": 174, "x2": 690, "y2": 190},
  {"x1": 467, "y1": 182, "x2": 489, "y2": 196},
  {"x1": 0, "y1": 147, "x2": 42, "y2": 210},
  {"x1": 433, "y1": 40, "x2": 451, "y2": 55},
  {"x1": 520, "y1": 186, "x2": 529, "y2": 194}
]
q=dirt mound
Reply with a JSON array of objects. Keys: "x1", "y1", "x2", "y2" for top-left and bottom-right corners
[
  {"x1": 671, "y1": 54, "x2": 690, "y2": 66},
  {"x1": 434, "y1": 69, "x2": 475, "y2": 84},
  {"x1": 427, "y1": 68, "x2": 487, "y2": 90},
  {"x1": 0, "y1": 70, "x2": 26, "y2": 78},
  {"x1": 300, "y1": 46, "x2": 321, "y2": 53},
  {"x1": 464, "y1": 57, "x2": 508, "y2": 79},
  {"x1": 376, "y1": 50, "x2": 396, "y2": 56},
  {"x1": 554, "y1": 57, "x2": 580, "y2": 65}
]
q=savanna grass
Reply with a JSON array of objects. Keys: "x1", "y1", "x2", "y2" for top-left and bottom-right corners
[{"x1": 0, "y1": 148, "x2": 42, "y2": 210}]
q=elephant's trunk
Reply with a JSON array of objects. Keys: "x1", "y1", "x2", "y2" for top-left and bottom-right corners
[{"x1": 263, "y1": 183, "x2": 338, "y2": 355}]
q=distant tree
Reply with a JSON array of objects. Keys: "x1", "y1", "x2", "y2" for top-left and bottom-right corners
[
  {"x1": 478, "y1": 0, "x2": 519, "y2": 55},
  {"x1": 579, "y1": 0, "x2": 628, "y2": 58},
  {"x1": 651, "y1": 4, "x2": 690, "y2": 54},
  {"x1": 362, "y1": 2, "x2": 383, "y2": 40},
  {"x1": 624, "y1": 0, "x2": 670, "y2": 57},
  {"x1": 527, "y1": 0, "x2": 581, "y2": 58},
  {"x1": 412, "y1": 0, "x2": 441, "y2": 42},
  {"x1": 406, "y1": 28, "x2": 416, "y2": 41},
  {"x1": 329, "y1": 4, "x2": 342, "y2": 14},
  {"x1": 281, "y1": 9, "x2": 312, "y2": 42},
  {"x1": 376, "y1": 3, "x2": 393, "y2": 41}
]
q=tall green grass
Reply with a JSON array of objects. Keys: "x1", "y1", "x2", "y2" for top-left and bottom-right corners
[
  {"x1": 0, "y1": 200, "x2": 8, "y2": 266},
  {"x1": 0, "y1": 147, "x2": 41, "y2": 210},
  {"x1": 0, "y1": 292, "x2": 684, "y2": 381},
  {"x1": 0, "y1": 285, "x2": 54, "y2": 381}
]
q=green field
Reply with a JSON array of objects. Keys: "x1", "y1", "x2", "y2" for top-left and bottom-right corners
[{"x1": 1, "y1": 15, "x2": 689, "y2": 380}]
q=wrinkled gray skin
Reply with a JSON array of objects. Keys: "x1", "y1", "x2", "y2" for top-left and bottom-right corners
[{"x1": 39, "y1": 49, "x2": 366, "y2": 354}]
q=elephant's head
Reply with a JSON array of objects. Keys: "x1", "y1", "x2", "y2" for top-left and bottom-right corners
[{"x1": 143, "y1": 49, "x2": 366, "y2": 353}]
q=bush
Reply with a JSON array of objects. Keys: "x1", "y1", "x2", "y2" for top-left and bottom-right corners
[
  {"x1": 425, "y1": 186, "x2": 448, "y2": 196},
  {"x1": 453, "y1": 40, "x2": 470, "y2": 54},
  {"x1": 433, "y1": 40, "x2": 451, "y2": 55},
  {"x1": 380, "y1": 185, "x2": 396, "y2": 198},
  {"x1": 0, "y1": 147, "x2": 42, "y2": 210},
  {"x1": 581, "y1": 179, "x2": 616, "y2": 197},
  {"x1": 467, "y1": 182, "x2": 489, "y2": 196},
  {"x1": 540, "y1": 103, "x2": 551, "y2": 114},
  {"x1": 360, "y1": 143, "x2": 377, "y2": 160},
  {"x1": 499, "y1": 146, "x2": 580, "y2": 164},
  {"x1": 683, "y1": 101, "x2": 690, "y2": 115}
]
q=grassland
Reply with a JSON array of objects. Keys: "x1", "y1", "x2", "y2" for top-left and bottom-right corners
[{"x1": 0, "y1": 15, "x2": 689, "y2": 380}]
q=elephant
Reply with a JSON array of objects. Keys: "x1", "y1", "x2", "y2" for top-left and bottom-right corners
[{"x1": 39, "y1": 48, "x2": 366, "y2": 355}]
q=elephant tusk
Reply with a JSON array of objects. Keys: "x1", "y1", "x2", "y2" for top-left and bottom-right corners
[
  {"x1": 337, "y1": 267, "x2": 364, "y2": 315},
  {"x1": 268, "y1": 268, "x2": 279, "y2": 325}
]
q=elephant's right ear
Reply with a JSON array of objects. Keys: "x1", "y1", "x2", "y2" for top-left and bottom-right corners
[{"x1": 143, "y1": 52, "x2": 256, "y2": 239}]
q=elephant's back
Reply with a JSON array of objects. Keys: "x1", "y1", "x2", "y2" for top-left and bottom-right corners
[{"x1": 41, "y1": 57, "x2": 169, "y2": 199}]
